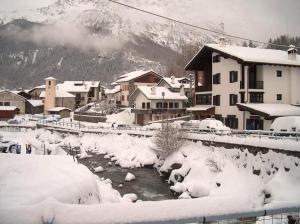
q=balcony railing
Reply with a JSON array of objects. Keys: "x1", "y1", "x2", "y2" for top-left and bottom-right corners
[
  {"x1": 249, "y1": 81, "x2": 264, "y2": 89},
  {"x1": 132, "y1": 108, "x2": 186, "y2": 114}
]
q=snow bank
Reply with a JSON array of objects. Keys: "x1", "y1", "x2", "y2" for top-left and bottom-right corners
[
  {"x1": 0, "y1": 154, "x2": 100, "y2": 208},
  {"x1": 161, "y1": 141, "x2": 300, "y2": 205},
  {"x1": 63, "y1": 133, "x2": 157, "y2": 168},
  {"x1": 106, "y1": 108, "x2": 135, "y2": 125}
]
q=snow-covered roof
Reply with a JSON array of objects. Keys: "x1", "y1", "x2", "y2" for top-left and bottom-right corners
[
  {"x1": 237, "y1": 103, "x2": 300, "y2": 117},
  {"x1": 27, "y1": 100, "x2": 43, "y2": 107},
  {"x1": 187, "y1": 105, "x2": 214, "y2": 111},
  {"x1": 159, "y1": 77, "x2": 191, "y2": 89},
  {"x1": 57, "y1": 81, "x2": 99, "y2": 93},
  {"x1": 48, "y1": 107, "x2": 71, "y2": 112},
  {"x1": 0, "y1": 90, "x2": 26, "y2": 100},
  {"x1": 135, "y1": 86, "x2": 188, "y2": 100},
  {"x1": 45, "y1": 77, "x2": 56, "y2": 80},
  {"x1": 186, "y1": 44, "x2": 300, "y2": 69},
  {"x1": 116, "y1": 70, "x2": 161, "y2": 83},
  {"x1": 40, "y1": 90, "x2": 75, "y2": 98},
  {"x1": 207, "y1": 44, "x2": 300, "y2": 66},
  {"x1": 105, "y1": 85, "x2": 121, "y2": 94},
  {"x1": 0, "y1": 106, "x2": 18, "y2": 111}
]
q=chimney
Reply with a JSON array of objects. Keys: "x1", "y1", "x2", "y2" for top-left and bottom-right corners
[
  {"x1": 151, "y1": 86, "x2": 156, "y2": 95},
  {"x1": 287, "y1": 45, "x2": 297, "y2": 60},
  {"x1": 180, "y1": 84, "x2": 185, "y2": 96},
  {"x1": 219, "y1": 35, "x2": 226, "y2": 47},
  {"x1": 171, "y1": 76, "x2": 175, "y2": 84}
]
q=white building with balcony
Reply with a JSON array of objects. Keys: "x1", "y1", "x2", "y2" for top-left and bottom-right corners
[
  {"x1": 185, "y1": 43, "x2": 300, "y2": 130},
  {"x1": 130, "y1": 86, "x2": 188, "y2": 125}
]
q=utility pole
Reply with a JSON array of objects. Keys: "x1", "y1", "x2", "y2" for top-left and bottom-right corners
[{"x1": 162, "y1": 91, "x2": 165, "y2": 129}]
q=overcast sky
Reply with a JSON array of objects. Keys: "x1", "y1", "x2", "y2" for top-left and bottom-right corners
[{"x1": 0, "y1": 0, "x2": 299, "y2": 41}]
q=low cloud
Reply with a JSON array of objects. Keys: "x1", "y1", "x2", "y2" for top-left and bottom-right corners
[{"x1": 2, "y1": 22, "x2": 124, "y2": 52}]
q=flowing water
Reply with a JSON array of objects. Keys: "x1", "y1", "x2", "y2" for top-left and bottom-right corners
[{"x1": 79, "y1": 152, "x2": 175, "y2": 201}]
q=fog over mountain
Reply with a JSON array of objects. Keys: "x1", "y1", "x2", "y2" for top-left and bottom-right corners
[{"x1": 0, "y1": 0, "x2": 299, "y2": 89}]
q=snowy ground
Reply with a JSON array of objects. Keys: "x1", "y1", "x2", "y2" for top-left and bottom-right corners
[{"x1": 1, "y1": 129, "x2": 300, "y2": 223}]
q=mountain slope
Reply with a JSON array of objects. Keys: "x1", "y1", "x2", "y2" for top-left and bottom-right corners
[{"x1": 0, "y1": 0, "x2": 218, "y2": 89}]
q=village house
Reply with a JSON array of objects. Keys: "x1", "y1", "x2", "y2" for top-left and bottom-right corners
[
  {"x1": 105, "y1": 85, "x2": 121, "y2": 105},
  {"x1": 28, "y1": 85, "x2": 45, "y2": 100},
  {"x1": 115, "y1": 70, "x2": 162, "y2": 107},
  {"x1": 185, "y1": 42, "x2": 300, "y2": 130},
  {"x1": 0, "y1": 90, "x2": 44, "y2": 119},
  {"x1": 130, "y1": 86, "x2": 188, "y2": 125}
]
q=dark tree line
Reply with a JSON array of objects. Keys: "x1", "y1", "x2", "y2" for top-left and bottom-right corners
[{"x1": 267, "y1": 35, "x2": 300, "y2": 50}]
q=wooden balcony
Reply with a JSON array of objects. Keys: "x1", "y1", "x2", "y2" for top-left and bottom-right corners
[{"x1": 249, "y1": 81, "x2": 264, "y2": 89}]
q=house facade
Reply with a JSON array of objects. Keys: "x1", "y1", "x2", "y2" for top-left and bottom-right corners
[
  {"x1": 115, "y1": 70, "x2": 162, "y2": 107},
  {"x1": 185, "y1": 43, "x2": 300, "y2": 130},
  {"x1": 131, "y1": 86, "x2": 188, "y2": 125}
]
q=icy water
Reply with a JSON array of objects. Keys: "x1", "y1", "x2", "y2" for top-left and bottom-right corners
[{"x1": 79, "y1": 152, "x2": 175, "y2": 201}]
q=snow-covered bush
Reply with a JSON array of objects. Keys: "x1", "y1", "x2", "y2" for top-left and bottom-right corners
[{"x1": 153, "y1": 122, "x2": 186, "y2": 159}]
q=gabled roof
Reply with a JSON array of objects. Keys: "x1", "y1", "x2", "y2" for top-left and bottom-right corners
[
  {"x1": 116, "y1": 70, "x2": 162, "y2": 83},
  {"x1": 186, "y1": 44, "x2": 300, "y2": 70},
  {"x1": 158, "y1": 77, "x2": 192, "y2": 89},
  {"x1": 0, "y1": 106, "x2": 19, "y2": 111},
  {"x1": 27, "y1": 100, "x2": 43, "y2": 107},
  {"x1": 48, "y1": 107, "x2": 71, "y2": 112},
  {"x1": 57, "y1": 81, "x2": 99, "y2": 93},
  {"x1": 132, "y1": 86, "x2": 188, "y2": 101},
  {"x1": 105, "y1": 85, "x2": 121, "y2": 94},
  {"x1": 0, "y1": 90, "x2": 27, "y2": 101},
  {"x1": 40, "y1": 90, "x2": 75, "y2": 98},
  {"x1": 237, "y1": 103, "x2": 300, "y2": 119}
]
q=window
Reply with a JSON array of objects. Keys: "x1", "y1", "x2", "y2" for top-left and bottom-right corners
[
  {"x1": 277, "y1": 70, "x2": 282, "y2": 77},
  {"x1": 229, "y1": 94, "x2": 238, "y2": 106},
  {"x1": 163, "y1": 102, "x2": 168, "y2": 108},
  {"x1": 174, "y1": 102, "x2": 179, "y2": 108},
  {"x1": 225, "y1": 116, "x2": 238, "y2": 129},
  {"x1": 213, "y1": 73, "x2": 221, "y2": 84},
  {"x1": 4, "y1": 102, "x2": 10, "y2": 106},
  {"x1": 142, "y1": 102, "x2": 145, "y2": 109},
  {"x1": 214, "y1": 114, "x2": 224, "y2": 123},
  {"x1": 169, "y1": 102, "x2": 174, "y2": 108},
  {"x1": 147, "y1": 102, "x2": 150, "y2": 109},
  {"x1": 240, "y1": 92, "x2": 245, "y2": 103},
  {"x1": 277, "y1": 94, "x2": 282, "y2": 101},
  {"x1": 197, "y1": 71, "x2": 205, "y2": 86},
  {"x1": 196, "y1": 94, "x2": 212, "y2": 105},
  {"x1": 213, "y1": 55, "x2": 221, "y2": 63},
  {"x1": 229, "y1": 71, "x2": 238, "y2": 83},
  {"x1": 249, "y1": 92, "x2": 264, "y2": 103},
  {"x1": 48, "y1": 81, "x2": 51, "y2": 86},
  {"x1": 121, "y1": 95, "x2": 124, "y2": 101},
  {"x1": 156, "y1": 102, "x2": 162, "y2": 108},
  {"x1": 213, "y1": 95, "x2": 220, "y2": 106},
  {"x1": 0, "y1": 102, "x2": 3, "y2": 106}
]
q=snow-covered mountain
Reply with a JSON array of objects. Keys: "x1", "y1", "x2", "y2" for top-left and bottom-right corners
[{"x1": 0, "y1": 0, "x2": 220, "y2": 89}]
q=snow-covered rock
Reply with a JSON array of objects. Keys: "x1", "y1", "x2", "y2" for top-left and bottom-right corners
[
  {"x1": 125, "y1": 172, "x2": 136, "y2": 182},
  {"x1": 122, "y1": 193, "x2": 138, "y2": 202},
  {"x1": 93, "y1": 166, "x2": 104, "y2": 173}
]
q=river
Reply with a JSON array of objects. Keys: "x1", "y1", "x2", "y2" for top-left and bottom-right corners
[{"x1": 79, "y1": 152, "x2": 175, "y2": 201}]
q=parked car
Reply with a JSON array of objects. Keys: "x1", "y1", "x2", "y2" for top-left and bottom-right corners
[
  {"x1": 181, "y1": 120, "x2": 202, "y2": 129},
  {"x1": 198, "y1": 118, "x2": 231, "y2": 134},
  {"x1": 270, "y1": 116, "x2": 300, "y2": 133},
  {"x1": 0, "y1": 140, "x2": 21, "y2": 154}
]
